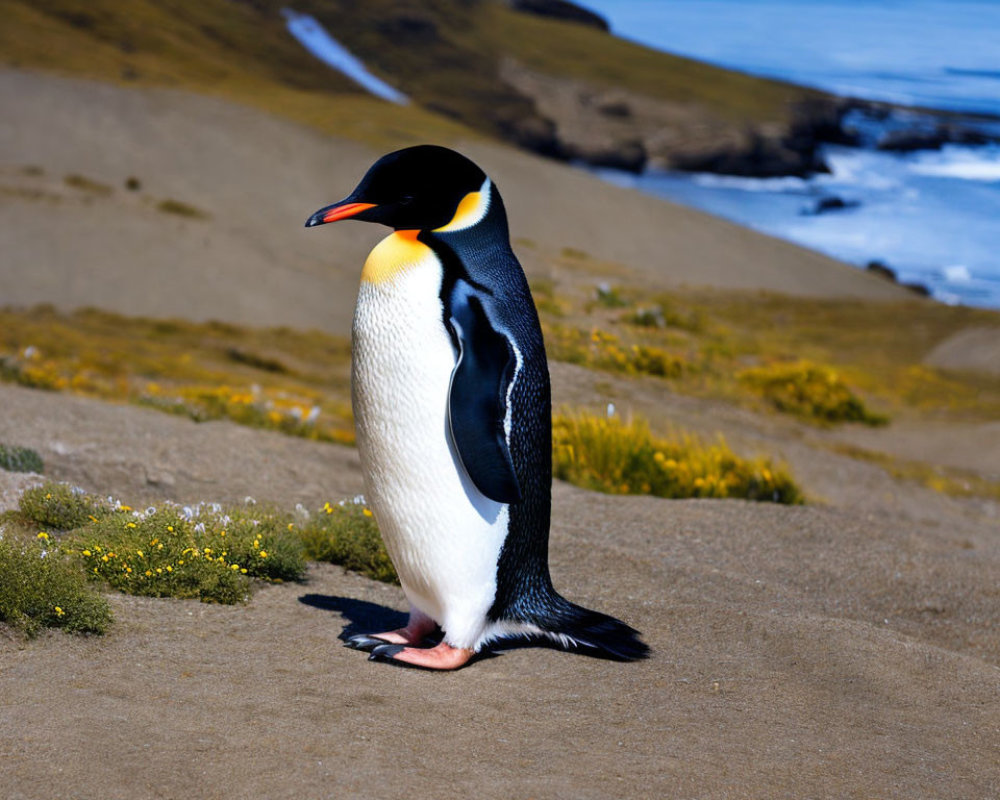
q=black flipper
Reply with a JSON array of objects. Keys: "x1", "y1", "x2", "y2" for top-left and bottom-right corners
[{"x1": 446, "y1": 281, "x2": 521, "y2": 505}]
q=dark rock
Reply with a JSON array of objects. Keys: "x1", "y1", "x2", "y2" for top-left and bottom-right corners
[
  {"x1": 509, "y1": 0, "x2": 610, "y2": 31},
  {"x1": 876, "y1": 123, "x2": 991, "y2": 152},
  {"x1": 801, "y1": 195, "x2": 860, "y2": 215},
  {"x1": 671, "y1": 131, "x2": 826, "y2": 178},
  {"x1": 903, "y1": 282, "x2": 932, "y2": 297},
  {"x1": 865, "y1": 260, "x2": 898, "y2": 282},
  {"x1": 594, "y1": 97, "x2": 632, "y2": 119}
]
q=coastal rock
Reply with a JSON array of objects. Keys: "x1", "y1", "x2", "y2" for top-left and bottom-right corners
[
  {"x1": 877, "y1": 123, "x2": 991, "y2": 152},
  {"x1": 498, "y1": 59, "x2": 852, "y2": 177},
  {"x1": 801, "y1": 195, "x2": 860, "y2": 215},
  {"x1": 865, "y1": 260, "x2": 897, "y2": 282},
  {"x1": 508, "y1": 0, "x2": 610, "y2": 31}
]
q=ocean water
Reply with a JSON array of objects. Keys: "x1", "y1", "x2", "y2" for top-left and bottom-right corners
[{"x1": 583, "y1": 0, "x2": 1000, "y2": 308}]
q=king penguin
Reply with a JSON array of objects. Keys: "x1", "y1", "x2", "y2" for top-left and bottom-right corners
[{"x1": 306, "y1": 145, "x2": 648, "y2": 670}]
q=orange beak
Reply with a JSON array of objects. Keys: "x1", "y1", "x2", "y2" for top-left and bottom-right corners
[{"x1": 305, "y1": 201, "x2": 376, "y2": 227}]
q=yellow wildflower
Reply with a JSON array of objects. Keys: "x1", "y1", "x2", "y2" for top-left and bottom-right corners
[
  {"x1": 136, "y1": 550, "x2": 144, "y2": 557},
  {"x1": 258, "y1": 550, "x2": 268, "y2": 559},
  {"x1": 82, "y1": 550, "x2": 92, "y2": 557},
  {"x1": 363, "y1": 509, "x2": 373, "y2": 517},
  {"x1": 120, "y1": 505, "x2": 132, "y2": 512},
  {"x1": 230, "y1": 564, "x2": 240, "y2": 571},
  {"x1": 126, "y1": 522, "x2": 136, "y2": 529},
  {"x1": 54, "y1": 606, "x2": 65, "y2": 617}
]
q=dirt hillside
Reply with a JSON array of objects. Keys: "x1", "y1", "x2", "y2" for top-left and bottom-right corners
[{"x1": 0, "y1": 69, "x2": 910, "y2": 336}]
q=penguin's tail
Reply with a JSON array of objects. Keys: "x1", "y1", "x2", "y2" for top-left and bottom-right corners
[{"x1": 531, "y1": 595, "x2": 650, "y2": 661}]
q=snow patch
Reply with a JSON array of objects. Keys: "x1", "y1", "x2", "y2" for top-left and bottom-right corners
[{"x1": 282, "y1": 9, "x2": 408, "y2": 104}]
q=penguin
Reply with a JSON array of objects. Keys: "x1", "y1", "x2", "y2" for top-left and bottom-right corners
[{"x1": 306, "y1": 145, "x2": 648, "y2": 670}]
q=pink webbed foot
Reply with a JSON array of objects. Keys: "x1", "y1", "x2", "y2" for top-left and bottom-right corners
[
  {"x1": 369, "y1": 640, "x2": 475, "y2": 671},
  {"x1": 343, "y1": 609, "x2": 437, "y2": 652}
]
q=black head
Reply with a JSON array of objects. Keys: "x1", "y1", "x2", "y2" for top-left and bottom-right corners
[{"x1": 305, "y1": 145, "x2": 489, "y2": 231}]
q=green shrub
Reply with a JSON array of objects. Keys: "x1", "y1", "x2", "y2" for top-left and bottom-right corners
[
  {"x1": 739, "y1": 361, "x2": 889, "y2": 426},
  {"x1": 545, "y1": 325, "x2": 688, "y2": 379},
  {"x1": 299, "y1": 499, "x2": 397, "y2": 584},
  {"x1": 553, "y1": 410, "x2": 803, "y2": 504},
  {"x1": 71, "y1": 503, "x2": 306, "y2": 604},
  {"x1": 19, "y1": 483, "x2": 106, "y2": 529},
  {"x1": 0, "y1": 536, "x2": 113, "y2": 637},
  {"x1": 0, "y1": 443, "x2": 44, "y2": 474}
]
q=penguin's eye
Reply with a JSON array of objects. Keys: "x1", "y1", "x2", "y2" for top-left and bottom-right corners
[{"x1": 399, "y1": 195, "x2": 415, "y2": 206}]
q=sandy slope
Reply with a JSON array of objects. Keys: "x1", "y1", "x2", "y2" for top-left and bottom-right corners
[
  {"x1": 0, "y1": 68, "x2": 911, "y2": 337},
  {"x1": 0, "y1": 381, "x2": 998, "y2": 799}
]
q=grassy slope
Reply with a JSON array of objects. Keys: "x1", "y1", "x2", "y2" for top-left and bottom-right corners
[
  {"x1": 0, "y1": 0, "x2": 474, "y2": 149},
  {"x1": 1, "y1": 0, "x2": 816, "y2": 151}
]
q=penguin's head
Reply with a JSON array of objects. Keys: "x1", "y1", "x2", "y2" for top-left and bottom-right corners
[{"x1": 305, "y1": 145, "x2": 489, "y2": 232}]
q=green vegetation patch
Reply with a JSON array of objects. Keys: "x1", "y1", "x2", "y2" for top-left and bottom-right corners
[
  {"x1": 156, "y1": 198, "x2": 209, "y2": 219},
  {"x1": 73, "y1": 503, "x2": 305, "y2": 603},
  {"x1": 299, "y1": 499, "x2": 397, "y2": 584},
  {"x1": 18, "y1": 482, "x2": 106, "y2": 529},
  {"x1": 553, "y1": 410, "x2": 803, "y2": 504},
  {"x1": 0, "y1": 535, "x2": 113, "y2": 637},
  {"x1": 0, "y1": 443, "x2": 44, "y2": 474},
  {"x1": 828, "y1": 443, "x2": 1000, "y2": 502},
  {"x1": 739, "y1": 361, "x2": 888, "y2": 426},
  {"x1": 546, "y1": 325, "x2": 689, "y2": 380},
  {"x1": 11, "y1": 482, "x2": 395, "y2": 612},
  {"x1": 0, "y1": 306, "x2": 355, "y2": 445}
]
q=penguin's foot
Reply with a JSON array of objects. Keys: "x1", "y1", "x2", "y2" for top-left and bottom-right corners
[
  {"x1": 343, "y1": 613, "x2": 438, "y2": 652},
  {"x1": 369, "y1": 641, "x2": 475, "y2": 671}
]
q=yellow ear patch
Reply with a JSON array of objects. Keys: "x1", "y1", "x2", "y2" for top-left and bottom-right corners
[
  {"x1": 434, "y1": 178, "x2": 491, "y2": 233},
  {"x1": 361, "y1": 229, "x2": 435, "y2": 285}
]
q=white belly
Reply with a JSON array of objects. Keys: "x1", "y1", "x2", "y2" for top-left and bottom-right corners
[{"x1": 351, "y1": 231, "x2": 509, "y2": 650}]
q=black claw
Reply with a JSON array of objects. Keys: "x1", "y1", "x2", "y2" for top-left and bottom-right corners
[
  {"x1": 344, "y1": 634, "x2": 393, "y2": 652},
  {"x1": 369, "y1": 643, "x2": 405, "y2": 661}
]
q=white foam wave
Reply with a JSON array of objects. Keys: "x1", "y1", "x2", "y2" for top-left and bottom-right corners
[
  {"x1": 690, "y1": 173, "x2": 808, "y2": 192},
  {"x1": 282, "y1": 9, "x2": 408, "y2": 104},
  {"x1": 909, "y1": 157, "x2": 1000, "y2": 182}
]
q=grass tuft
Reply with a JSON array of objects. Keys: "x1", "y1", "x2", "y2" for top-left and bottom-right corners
[
  {"x1": 553, "y1": 410, "x2": 803, "y2": 504},
  {"x1": 14, "y1": 482, "x2": 395, "y2": 607},
  {"x1": 156, "y1": 198, "x2": 210, "y2": 219},
  {"x1": 64, "y1": 173, "x2": 113, "y2": 195},
  {"x1": 0, "y1": 536, "x2": 113, "y2": 637},
  {"x1": 19, "y1": 483, "x2": 106, "y2": 529},
  {"x1": 739, "y1": 361, "x2": 888, "y2": 426},
  {"x1": 546, "y1": 325, "x2": 688, "y2": 379},
  {"x1": 72, "y1": 503, "x2": 306, "y2": 603},
  {"x1": 298, "y1": 499, "x2": 397, "y2": 584},
  {"x1": 0, "y1": 443, "x2": 44, "y2": 474}
]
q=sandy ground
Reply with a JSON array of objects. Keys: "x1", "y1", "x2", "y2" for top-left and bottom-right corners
[
  {"x1": 1, "y1": 381, "x2": 998, "y2": 800},
  {"x1": 1, "y1": 68, "x2": 999, "y2": 799}
]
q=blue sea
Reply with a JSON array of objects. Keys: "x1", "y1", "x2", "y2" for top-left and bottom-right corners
[{"x1": 584, "y1": 0, "x2": 1000, "y2": 308}]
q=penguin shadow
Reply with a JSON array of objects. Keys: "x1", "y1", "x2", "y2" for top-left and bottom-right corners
[
  {"x1": 299, "y1": 594, "x2": 408, "y2": 642},
  {"x1": 299, "y1": 594, "x2": 629, "y2": 664}
]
